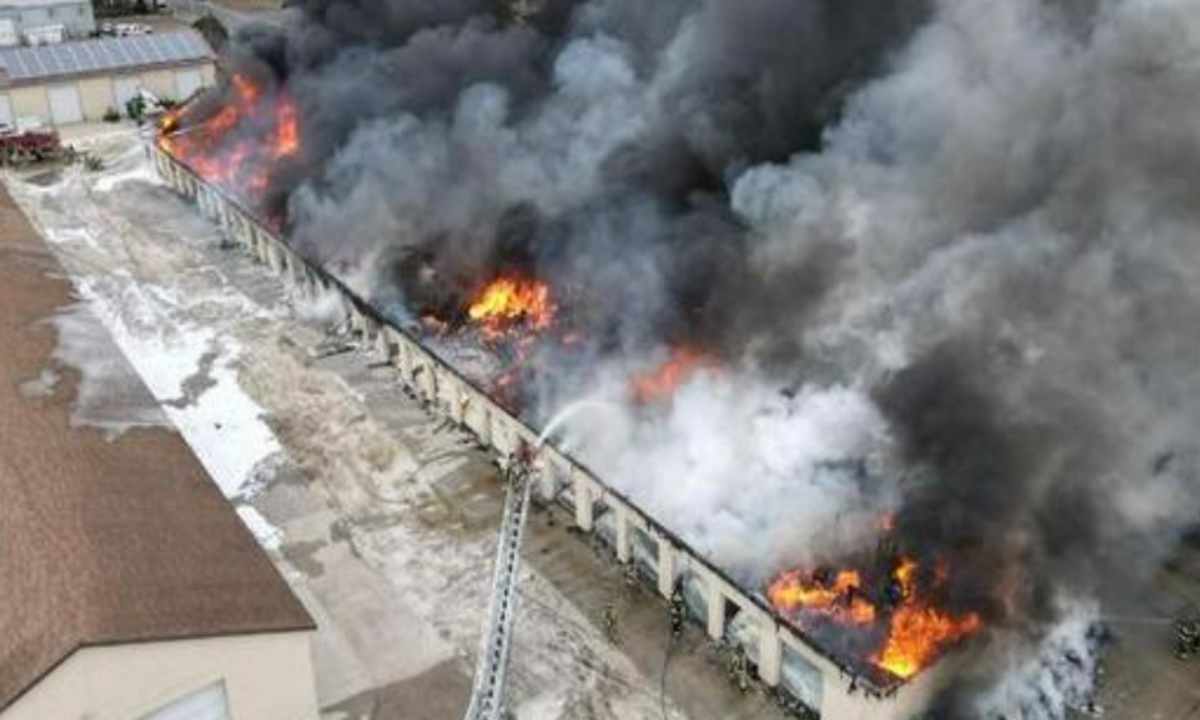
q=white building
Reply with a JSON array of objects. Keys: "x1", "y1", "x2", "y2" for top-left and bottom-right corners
[
  {"x1": 0, "y1": 30, "x2": 215, "y2": 126},
  {"x1": 0, "y1": 0, "x2": 96, "y2": 43}
]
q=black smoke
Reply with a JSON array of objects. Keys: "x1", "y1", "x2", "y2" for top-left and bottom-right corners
[{"x1": 172, "y1": 0, "x2": 1200, "y2": 715}]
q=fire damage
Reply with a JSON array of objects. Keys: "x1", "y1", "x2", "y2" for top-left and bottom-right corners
[
  {"x1": 157, "y1": 66, "x2": 985, "y2": 694},
  {"x1": 153, "y1": 0, "x2": 1200, "y2": 716}
]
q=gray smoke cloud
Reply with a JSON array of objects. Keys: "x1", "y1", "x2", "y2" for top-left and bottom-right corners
[
  {"x1": 733, "y1": 0, "x2": 1200, "y2": 712},
  {"x1": 182, "y1": 0, "x2": 1200, "y2": 713}
]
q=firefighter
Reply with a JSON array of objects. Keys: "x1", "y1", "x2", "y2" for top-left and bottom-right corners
[
  {"x1": 1175, "y1": 616, "x2": 1200, "y2": 660},
  {"x1": 624, "y1": 562, "x2": 640, "y2": 591},
  {"x1": 669, "y1": 586, "x2": 686, "y2": 642},
  {"x1": 727, "y1": 646, "x2": 752, "y2": 694},
  {"x1": 603, "y1": 601, "x2": 620, "y2": 644}
]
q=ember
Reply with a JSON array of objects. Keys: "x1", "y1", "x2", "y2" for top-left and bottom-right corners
[
  {"x1": 769, "y1": 556, "x2": 983, "y2": 680},
  {"x1": 467, "y1": 275, "x2": 556, "y2": 341}
]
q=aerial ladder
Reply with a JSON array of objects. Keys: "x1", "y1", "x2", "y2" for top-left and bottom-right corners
[{"x1": 462, "y1": 444, "x2": 537, "y2": 720}]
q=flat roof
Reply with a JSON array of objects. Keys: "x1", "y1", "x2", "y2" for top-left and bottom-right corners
[
  {"x1": 0, "y1": 31, "x2": 213, "y2": 87},
  {"x1": 0, "y1": 184, "x2": 314, "y2": 713}
]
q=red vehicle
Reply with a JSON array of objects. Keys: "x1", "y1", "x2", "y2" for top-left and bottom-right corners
[{"x1": 0, "y1": 127, "x2": 64, "y2": 165}]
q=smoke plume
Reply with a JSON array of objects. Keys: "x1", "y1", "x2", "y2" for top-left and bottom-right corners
[{"x1": 192, "y1": 0, "x2": 1200, "y2": 713}]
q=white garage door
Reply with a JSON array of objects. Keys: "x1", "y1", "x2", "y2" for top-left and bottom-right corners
[
  {"x1": 137, "y1": 682, "x2": 230, "y2": 720},
  {"x1": 175, "y1": 69, "x2": 205, "y2": 101},
  {"x1": 0, "y1": 94, "x2": 12, "y2": 129},
  {"x1": 47, "y1": 85, "x2": 83, "y2": 125},
  {"x1": 114, "y1": 76, "x2": 143, "y2": 115}
]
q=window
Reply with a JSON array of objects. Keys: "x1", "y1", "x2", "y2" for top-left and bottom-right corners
[
  {"x1": 781, "y1": 646, "x2": 823, "y2": 714},
  {"x1": 136, "y1": 682, "x2": 231, "y2": 720}
]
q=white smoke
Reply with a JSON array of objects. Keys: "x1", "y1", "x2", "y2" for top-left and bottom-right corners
[
  {"x1": 560, "y1": 367, "x2": 899, "y2": 583},
  {"x1": 975, "y1": 600, "x2": 1103, "y2": 720}
]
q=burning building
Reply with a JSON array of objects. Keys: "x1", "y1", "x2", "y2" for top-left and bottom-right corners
[{"x1": 152, "y1": 0, "x2": 1200, "y2": 717}]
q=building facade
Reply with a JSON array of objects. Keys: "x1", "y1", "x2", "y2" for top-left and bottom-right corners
[
  {"x1": 3, "y1": 635, "x2": 318, "y2": 720},
  {"x1": 0, "y1": 31, "x2": 214, "y2": 127},
  {"x1": 0, "y1": 0, "x2": 96, "y2": 42}
]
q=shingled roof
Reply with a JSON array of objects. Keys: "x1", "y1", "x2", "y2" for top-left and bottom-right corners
[{"x1": 0, "y1": 185, "x2": 314, "y2": 713}]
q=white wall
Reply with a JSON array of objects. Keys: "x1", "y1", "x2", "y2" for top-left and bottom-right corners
[
  {"x1": 0, "y1": 1, "x2": 95, "y2": 38},
  {"x1": 2, "y1": 632, "x2": 320, "y2": 720}
]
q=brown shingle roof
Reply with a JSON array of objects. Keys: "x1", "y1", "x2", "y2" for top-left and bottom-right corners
[{"x1": 0, "y1": 184, "x2": 314, "y2": 713}]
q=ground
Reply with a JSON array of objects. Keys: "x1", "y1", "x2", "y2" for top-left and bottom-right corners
[{"x1": 1, "y1": 125, "x2": 797, "y2": 720}]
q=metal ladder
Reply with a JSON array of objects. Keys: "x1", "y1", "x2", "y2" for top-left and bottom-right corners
[{"x1": 463, "y1": 456, "x2": 535, "y2": 720}]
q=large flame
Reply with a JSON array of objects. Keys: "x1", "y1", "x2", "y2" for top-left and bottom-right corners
[
  {"x1": 467, "y1": 275, "x2": 556, "y2": 341},
  {"x1": 631, "y1": 348, "x2": 720, "y2": 403},
  {"x1": 158, "y1": 73, "x2": 302, "y2": 213},
  {"x1": 769, "y1": 555, "x2": 983, "y2": 681},
  {"x1": 871, "y1": 600, "x2": 982, "y2": 679},
  {"x1": 768, "y1": 569, "x2": 877, "y2": 625}
]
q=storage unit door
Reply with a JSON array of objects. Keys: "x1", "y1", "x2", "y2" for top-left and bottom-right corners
[
  {"x1": 47, "y1": 85, "x2": 83, "y2": 125},
  {"x1": 0, "y1": 93, "x2": 12, "y2": 128},
  {"x1": 137, "y1": 682, "x2": 231, "y2": 720},
  {"x1": 114, "y1": 76, "x2": 142, "y2": 115},
  {"x1": 175, "y1": 68, "x2": 204, "y2": 101}
]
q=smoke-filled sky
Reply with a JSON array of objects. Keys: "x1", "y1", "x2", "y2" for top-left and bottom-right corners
[{"x1": 207, "y1": 0, "x2": 1200, "y2": 715}]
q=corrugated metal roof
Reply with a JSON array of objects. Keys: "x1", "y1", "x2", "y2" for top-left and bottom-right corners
[{"x1": 0, "y1": 32, "x2": 213, "y2": 84}]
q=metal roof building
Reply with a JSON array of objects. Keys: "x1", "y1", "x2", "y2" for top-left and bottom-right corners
[
  {"x1": 0, "y1": 31, "x2": 216, "y2": 127},
  {"x1": 0, "y1": 0, "x2": 96, "y2": 42}
]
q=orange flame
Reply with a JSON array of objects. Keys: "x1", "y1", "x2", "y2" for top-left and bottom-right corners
[
  {"x1": 768, "y1": 569, "x2": 877, "y2": 625},
  {"x1": 768, "y1": 556, "x2": 983, "y2": 680},
  {"x1": 871, "y1": 603, "x2": 982, "y2": 679},
  {"x1": 271, "y1": 95, "x2": 301, "y2": 160},
  {"x1": 467, "y1": 275, "x2": 556, "y2": 340},
  {"x1": 631, "y1": 348, "x2": 720, "y2": 403},
  {"x1": 158, "y1": 74, "x2": 302, "y2": 206}
]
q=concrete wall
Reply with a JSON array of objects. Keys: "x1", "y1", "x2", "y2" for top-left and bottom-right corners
[
  {"x1": 78, "y1": 75, "x2": 115, "y2": 118},
  {"x1": 7, "y1": 85, "x2": 48, "y2": 121},
  {"x1": 4, "y1": 62, "x2": 215, "y2": 125},
  {"x1": 3, "y1": 631, "x2": 319, "y2": 720},
  {"x1": 154, "y1": 147, "x2": 946, "y2": 720}
]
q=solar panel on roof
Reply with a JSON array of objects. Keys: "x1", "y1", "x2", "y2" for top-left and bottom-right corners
[{"x1": 0, "y1": 32, "x2": 212, "y2": 83}]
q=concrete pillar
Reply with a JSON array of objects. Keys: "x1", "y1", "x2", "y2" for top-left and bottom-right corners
[
  {"x1": 375, "y1": 329, "x2": 393, "y2": 361},
  {"x1": 573, "y1": 472, "x2": 595, "y2": 531},
  {"x1": 615, "y1": 506, "x2": 631, "y2": 564},
  {"x1": 393, "y1": 334, "x2": 413, "y2": 382},
  {"x1": 706, "y1": 580, "x2": 726, "y2": 640},
  {"x1": 253, "y1": 230, "x2": 268, "y2": 265},
  {"x1": 449, "y1": 384, "x2": 466, "y2": 424},
  {"x1": 758, "y1": 625, "x2": 782, "y2": 687},
  {"x1": 657, "y1": 539, "x2": 676, "y2": 599},
  {"x1": 267, "y1": 243, "x2": 284, "y2": 274}
]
